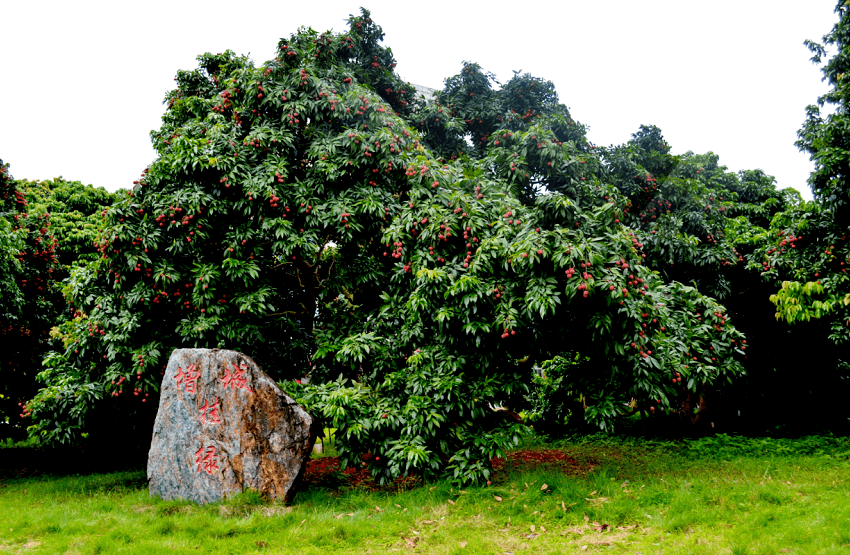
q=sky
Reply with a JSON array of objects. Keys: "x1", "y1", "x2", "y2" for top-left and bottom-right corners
[{"x1": 0, "y1": 1, "x2": 840, "y2": 200}]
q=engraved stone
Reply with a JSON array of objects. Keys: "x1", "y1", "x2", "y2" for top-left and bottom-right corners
[{"x1": 147, "y1": 348, "x2": 316, "y2": 504}]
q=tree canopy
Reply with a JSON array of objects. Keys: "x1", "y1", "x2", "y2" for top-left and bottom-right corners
[{"x1": 16, "y1": 10, "x2": 761, "y2": 484}]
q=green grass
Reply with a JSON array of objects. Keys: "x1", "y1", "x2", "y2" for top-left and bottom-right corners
[
  {"x1": 312, "y1": 427, "x2": 340, "y2": 458},
  {"x1": 1, "y1": 435, "x2": 849, "y2": 554},
  {"x1": 0, "y1": 436, "x2": 38, "y2": 449}
]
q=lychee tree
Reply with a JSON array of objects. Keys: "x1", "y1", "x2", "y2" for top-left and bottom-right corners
[
  {"x1": 419, "y1": 76, "x2": 795, "y2": 437},
  {"x1": 0, "y1": 160, "x2": 64, "y2": 440},
  {"x1": 596, "y1": 128, "x2": 842, "y2": 434},
  {"x1": 17, "y1": 178, "x2": 117, "y2": 275},
  {"x1": 797, "y1": 0, "x2": 850, "y2": 226},
  {"x1": 0, "y1": 159, "x2": 25, "y2": 323},
  {"x1": 771, "y1": 0, "x2": 850, "y2": 331},
  {"x1": 25, "y1": 12, "x2": 434, "y2": 446},
  {"x1": 28, "y1": 10, "x2": 748, "y2": 482},
  {"x1": 613, "y1": 144, "x2": 816, "y2": 433},
  {"x1": 599, "y1": 126, "x2": 798, "y2": 303},
  {"x1": 719, "y1": 0, "x2": 850, "y2": 433}
]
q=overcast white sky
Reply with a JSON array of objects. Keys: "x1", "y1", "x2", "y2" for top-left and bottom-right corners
[{"x1": 1, "y1": 1, "x2": 840, "y2": 200}]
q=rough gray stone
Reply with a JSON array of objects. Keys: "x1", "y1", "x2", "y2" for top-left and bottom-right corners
[{"x1": 147, "y1": 348, "x2": 316, "y2": 504}]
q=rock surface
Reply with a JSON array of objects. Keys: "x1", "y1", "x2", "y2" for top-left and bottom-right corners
[{"x1": 148, "y1": 348, "x2": 316, "y2": 504}]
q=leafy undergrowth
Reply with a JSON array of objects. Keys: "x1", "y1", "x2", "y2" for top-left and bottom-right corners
[{"x1": 1, "y1": 435, "x2": 850, "y2": 554}]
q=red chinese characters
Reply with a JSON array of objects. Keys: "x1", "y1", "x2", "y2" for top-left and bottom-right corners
[
  {"x1": 221, "y1": 363, "x2": 252, "y2": 393},
  {"x1": 198, "y1": 397, "x2": 221, "y2": 425},
  {"x1": 175, "y1": 363, "x2": 200, "y2": 394},
  {"x1": 195, "y1": 445, "x2": 219, "y2": 474}
]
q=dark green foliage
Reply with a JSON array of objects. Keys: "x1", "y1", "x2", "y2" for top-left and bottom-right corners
[
  {"x1": 0, "y1": 159, "x2": 26, "y2": 325},
  {"x1": 0, "y1": 162, "x2": 61, "y2": 440},
  {"x1": 0, "y1": 171, "x2": 117, "y2": 441}
]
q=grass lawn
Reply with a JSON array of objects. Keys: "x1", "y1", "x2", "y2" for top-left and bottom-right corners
[{"x1": 1, "y1": 434, "x2": 849, "y2": 554}]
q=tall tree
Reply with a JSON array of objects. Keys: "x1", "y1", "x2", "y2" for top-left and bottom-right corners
[
  {"x1": 0, "y1": 161, "x2": 59, "y2": 439},
  {"x1": 797, "y1": 0, "x2": 850, "y2": 226},
  {"x1": 721, "y1": 0, "x2": 850, "y2": 434},
  {"x1": 28, "y1": 10, "x2": 747, "y2": 483}
]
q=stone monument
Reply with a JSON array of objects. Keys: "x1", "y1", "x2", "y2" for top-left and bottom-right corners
[{"x1": 147, "y1": 348, "x2": 316, "y2": 504}]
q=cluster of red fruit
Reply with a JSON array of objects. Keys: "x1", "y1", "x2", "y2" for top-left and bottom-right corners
[
  {"x1": 637, "y1": 199, "x2": 673, "y2": 223},
  {"x1": 462, "y1": 244, "x2": 475, "y2": 268},
  {"x1": 17, "y1": 402, "x2": 32, "y2": 419},
  {"x1": 87, "y1": 322, "x2": 105, "y2": 337},
  {"x1": 385, "y1": 241, "x2": 404, "y2": 259},
  {"x1": 501, "y1": 210, "x2": 523, "y2": 226},
  {"x1": 109, "y1": 374, "x2": 131, "y2": 397},
  {"x1": 267, "y1": 192, "x2": 285, "y2": 209},
  {"x1": 126, "y1": 363, "x2": 152, "y2": 401},
  {"x1": 427, "y1": 243, "x2": 439, "y2": 261},
  {"x1": 212, "y1": 89, "x2": 233, "y2": 114},
  {"x1": 285, "y1": 107, "x2": 301, "y2": 126},
  {"x1": 499, "y1": 328, "x2": 515, "y2": 339},
  {"x1": 131, "y1": 263, "x2": 154, "y2": 275},
  {"x1": 564, "y1": 264, "x2": 593, "y2": 295},
  {"x1": 340, "y1": 212, "x2": 352, "y2": 229}
]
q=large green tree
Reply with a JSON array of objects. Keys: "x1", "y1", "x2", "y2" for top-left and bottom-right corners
[
  {"x1": 0, "y1": 161, "x2": 59, "y2": 439},
  {"x1": 708, "y1": 0, "x2": 850, "y2": 435},
  {"x1": 0, "y1": 170, "x2": 116, "y2": 440},
  {"x1": 773, "y1": 0, "x2": 850, "y2": 331},
  {"x1": 28, "y1": 10, "x2": 747, "y2": 482},
  {"x1": 0, "y1": 159, "x2": 28, "y2": 438},
  {"x1": 599, "y1": 131, "x2": 829, "y2": 435},
  {"x1": 797, "y1": 0, "x2": 850, "y2": 226},
  {"x1": 0, "y1": 159, "x2": 26, "y2": 326}
]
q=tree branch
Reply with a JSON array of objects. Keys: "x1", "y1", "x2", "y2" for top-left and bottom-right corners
[{"x1": 265, "y1": 311, "x2": 297, "y2": 318}]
